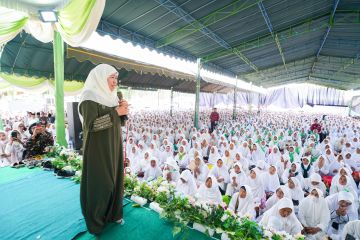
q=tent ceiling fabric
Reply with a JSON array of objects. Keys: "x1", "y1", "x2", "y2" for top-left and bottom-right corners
[
  {"x1": 0, "y1": 0, "x2": 71, "y2": 14},
  {"x1": 99, "y1": 0, "x2": 360, "y2": 90},
  {"x1": 66, "y1": 47, "x2": 196, "y2": 81},
  {"x1": 0, "y1": 33, "x2": 231, "y2": 93},
  {"x1": 1, "y1": 0, "x2": 360, "y2": 91}
]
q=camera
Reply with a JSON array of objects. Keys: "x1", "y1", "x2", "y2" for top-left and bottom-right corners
[{"x1": 11, "y1": 131, "x2": 18, "y2": 139}]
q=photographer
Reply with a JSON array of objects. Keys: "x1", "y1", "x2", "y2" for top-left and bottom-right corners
[
  {"x1": 5, "y1": 130, "x2": 25, "y2": 166},
  {"x1": 25, "y1": 122, "x2": 54, "y2": 158}
]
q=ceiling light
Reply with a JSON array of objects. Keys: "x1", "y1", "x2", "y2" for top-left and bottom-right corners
[{"x1": 39, "y1": 10, "x2": 58, "y2": 22}]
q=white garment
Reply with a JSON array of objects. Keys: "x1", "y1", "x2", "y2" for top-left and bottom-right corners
[
  {"x1": 209, "y1": 160, "x2": 230, "y2": 190},
  {"x1": 313, "y1": 155, "x2": 330, "y2": 175},
  {"x1": 251, "y1": 147, "x2": 265, "y2": 164},
  {"x1": 304, "y1": 173, "x2": 327, "y2": 194},
  {"x1": 342, "y1": 220, "x2": 360, "y2": 240},
  {"x1": 196, "y1": 176, "x2": 223, "y2": 204},
  {"x1": 248, "y1": 168, "x2": 265, "y2": 204},
  {"x1": 260, "y1": 197, "x2": 303, "y2": 236},
  {"x1": 162, "y1": 158, "x2": 180, "y2": 184},
  {"x1": 265, "y1": 186, "x2": 291, "y2": 211},
  {"x1": 228, "y1": 185, "x2": 256, "y2": 219},
  {"x1": 331, "y1": 167, "x2": 357, "y2": 193},
  {"x1": 176, "y1": 170, "x2": 197, "y2": 197},
  {"x1": 326, "y1": 191, "x2": 359, "y2": 239},
  {"x1": 286, "y1": 177, "x2": 304, "y2": 201},
  {"x1": 225, "y1": 163, "x2": 248, "y2": 196},
  {"x1": 298, "y1": 188, "x2": 330, "y2": 240},
  {"x1": 0, "y1": 139, "x2": 10, "y2": 167},
  {"x1": 143, "y1": 158, "x2": 162, "y2": 182},
  {"x1": 174, "y1": 150, "x2": 189, "y2": 168},
  {"x1": 208, "y1": 146, "x2": 221, "y2": 165},
  {"x1": 281, "y1": 163, "x2": 303, "y2": 185},
  {"x1": 5, "y1": 141, "x2": 24, "y2": 164},
  {"x1": 267, "y1": 148, "x2": 281, "y2": 166},
  {"x1": 261, "y1": 167, "x2": 280, "y2": 193},
  {"x1": 192, "y1": 160, "x2": 209, "y2": 186}
]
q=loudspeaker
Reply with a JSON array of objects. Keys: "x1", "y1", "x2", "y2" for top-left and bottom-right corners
[{"x1": 67, "y1": 102, "x2": 83, "y2": 150}]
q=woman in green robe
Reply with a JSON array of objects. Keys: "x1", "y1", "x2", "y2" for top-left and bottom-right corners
[{"x1": 79, "y1": 64, "x2": 128, "y2": 235}]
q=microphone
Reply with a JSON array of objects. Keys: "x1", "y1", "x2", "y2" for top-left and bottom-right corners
[{"x1": 117, "y1": 91, "x2": 128, "y2": 121}]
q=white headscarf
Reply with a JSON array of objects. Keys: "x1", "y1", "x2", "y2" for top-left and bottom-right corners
[
  {"x1": 342, "y1": 220, "x2": 360, "y2": 239},
  {"x1": 176, "y1": 169, "x2": 197, "y2": 197},
  {"x1": 210, "y1": 158, "x2": 230, "y2": 190},
  {"x1": 79, "y1": 64, "x2": 119, "y2": 109},
  {"x1": 144, "y1": 157, "x2": 162, "y2": 181},
  {"x1": 326, "y1": 191, "x2": 358, "y2": 221},
  {"x1": 196, "y1": 176, "x2": 222, "y2": 204},
  {"x1": 265, "y1": 185, "x2": 291, "y2": 211},
  {"x1": 248, "y1": 168, "x2": 265, "y2": 203},
  {"x1": 260, "y1": 197, "x2": 303, "y2": 236},
  {"x1": 262, "y1": 165, "x2": 280, "y2": 193},
  {"x1": 228, "y1": 185, "x2": 256, "y2": 218},
  {"x1": 286, "y1": 177, "x2": 304, "y2": 202},
  {"x1": 298, "y1": 188, "x2": 330, "y2": 231},
  {"x1": 208, "y1": 146, "x2": 221, "y2": 165}
]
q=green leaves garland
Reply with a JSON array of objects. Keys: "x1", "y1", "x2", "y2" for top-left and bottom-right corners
[
  {"x1": 45, "y1": 144, "x2": 83, "y2": 182},
  {"x1": 124, "y1": 174, "x2": 305, "y2": 240}
]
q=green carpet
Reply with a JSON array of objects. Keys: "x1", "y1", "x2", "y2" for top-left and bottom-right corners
[
  {"x1": 0, "y1": 167, "x2": 214, "y2": 240},
  {"x1": 76, "y1": 199, "x2": 214, "y2": 240},
  {"x1": 0, "y1": 166, "x2": 42, "y2": 184},
  {"x1": 0, "y1": 170, "x2": 86, "y2": 240}
]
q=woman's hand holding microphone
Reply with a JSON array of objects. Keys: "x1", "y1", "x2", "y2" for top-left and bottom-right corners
[{"x1": 116, "y1": 100, "x2": 129, "y2": 116}]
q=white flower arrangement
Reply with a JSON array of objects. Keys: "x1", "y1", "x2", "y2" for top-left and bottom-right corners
[
  {"x1": 54, "y1": 171, "x2": 308, "y2": 240},
  {"x1": 192, "y1": 223, "x2": 214, "y2": 237},
  {"x1": 149, "y1": 202, "x2": 163, "y2": 214},
  {"x1": 130, "y1": 195, "x2": 147, "y2": 206},
  {"x1": 62, "y1": 165, "x2": 74, "y2": 171}
]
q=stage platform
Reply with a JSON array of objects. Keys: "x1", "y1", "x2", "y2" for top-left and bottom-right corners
[{"x1": 0, "y1": 167, "x2": 212, "y2": 240}]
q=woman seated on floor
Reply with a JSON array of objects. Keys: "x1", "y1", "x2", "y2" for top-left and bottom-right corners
[
  {"x1": 260, "y1": 197, "x2": 303, "y2": 236},
  {"x1": 175, "y1": 169, "x2": 197, "y2": 197},
  {"x1": 196, "y1": 176, "x2": 222, "y2": 204},
  {"x1": 228, "y1": 185, "x2": 256, "y2": 220},
  {"x1": 298, "y1": 188, "x2": 330, "y2": 240}
]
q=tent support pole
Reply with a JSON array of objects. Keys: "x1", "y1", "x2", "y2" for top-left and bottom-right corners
[
  {"x1": 348, "y1": 96, "x2": 354, "y2": 116},
  {"x1": 170, "y1": 87, "x2": 174, "y2": 116},
  {"x1": 53, "y1": 31, "x2": 67, "y2": 147},
  {"x1": 233, "y1": 77, "x2": 238, "y2": 120},
  {"x1": 194, "y1": 58, "x2": 201, "y2": 129}
]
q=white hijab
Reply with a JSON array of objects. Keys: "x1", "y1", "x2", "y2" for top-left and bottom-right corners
[
  {"x1": 298, "y1": 188, "x2": 330, "y2": 231},
  {"x1": 197, "y1": 176, "x2": 222, "y2": 204},
  {"x1": 286, "y1": 177, "x2": 304, "y2": 202},
  {"x1": 79, "y1": 64, "x2": 118, "y2": 110},
  {"x1": 260, "y1": 197, "x2": 303, "y2": 236},
  {"x1": 326, "y1": 191, "x2": 357, "y2": 218},
  {"x1": 176, "y1": 169, "x2": 197, "y2": 197},
  {"x1": 144, "y1": 157, "x2": 162, "y2": 181},
  {"x1": 248, "y1": 168, "x2": 265, "y2": 203},
  {"x1": 228, "y1": 185, "x2": 256, "y2": 218},
  {"x1": 229, "y1": 163, "x2": 248, "y2": 184},
  {"x1": 342, "y1": 220, "x2": 360, "y2": 239},
  {"x1": 210, "y1": 158, "x2": 230, "y2": 187},
  {"x1": 262, "y1": 165, "x2": 280, "y2": 193},
  {"x1": 265, "y1": 185, "x2": 291, "y2": 211},
  {"x1": 208, "y1": 146, "x2": 221, "y2": 165}
]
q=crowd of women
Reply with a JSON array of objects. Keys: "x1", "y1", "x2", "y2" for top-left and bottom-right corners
[{"x1": 124, "y1": 109, "x2": 360, "y2": 240}]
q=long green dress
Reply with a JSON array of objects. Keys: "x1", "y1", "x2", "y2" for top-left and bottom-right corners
[{"x1": 80, "y1": 100, "x2": 124, "y2": 235}]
